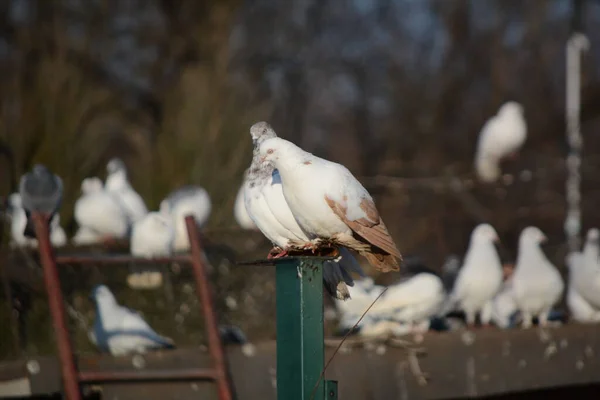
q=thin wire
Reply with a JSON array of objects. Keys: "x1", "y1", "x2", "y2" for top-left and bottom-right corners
[{"x1": 309, "y1": 286, "x2": 389, "y2": 400}]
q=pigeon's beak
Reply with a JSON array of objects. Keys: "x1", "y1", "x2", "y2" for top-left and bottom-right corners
[
  {"x1": 541, "y1": 234, "x2": 548, "y2": 243},
  {"x1": 493, "y1": 235, "x2": 500, "y2": 244},
  {"x1": 259, "y1": 155, "x2": 267, "y2": 164}
]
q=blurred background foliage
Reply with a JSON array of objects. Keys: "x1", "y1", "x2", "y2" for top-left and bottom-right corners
[{"x1": 1, "y1": 0, "x2": 600, "y2": 333}]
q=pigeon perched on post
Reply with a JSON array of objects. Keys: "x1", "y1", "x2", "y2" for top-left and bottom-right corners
[
  {"x1": 474, "y1": 102, "x2": 527, "y2": 182},
  {"x1": 512, "y1": 227, "x2": 564, "y2": 328},
  {"x1": 89, "y1": 285, "x2": 175, "y2": 356},
  {"x1": 19, "y1": 164, "x2": 63, "y2": 239},
  {"x1": 244, "y1": 122, "x2": 365, "y2": 299},
  {"x1": 105, "y1": 158, "x2": 148, "y2": 223},
  {"x1": 257, "y1": 135, "x2": 402, "y2": 272},
  {"x1": 446, "y1": 224, "x2": 503, "y2": 326}
]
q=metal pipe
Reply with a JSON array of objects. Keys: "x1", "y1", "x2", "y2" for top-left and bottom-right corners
[
  {"x1": 185, "y1": 216, "x2": 233, "y2": 400},
  {"x1": 56, "y1": 255, "x2": 192, "y2": 265},
  {"x1": 79, "y1": 368, "x2": 217, "y2": 382},
  {"x1": 33, "y1": 213, "x2": 81, "y2": 400}
]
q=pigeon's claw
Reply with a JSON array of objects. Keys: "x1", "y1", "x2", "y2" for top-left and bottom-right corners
[{"x1": 267, "y1": 246, "x2": 288, "y2": 259}]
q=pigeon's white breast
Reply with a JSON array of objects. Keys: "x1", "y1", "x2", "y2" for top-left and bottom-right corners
[{"x1": 74, "y1": 192, "x2": 129, "y2": 238}]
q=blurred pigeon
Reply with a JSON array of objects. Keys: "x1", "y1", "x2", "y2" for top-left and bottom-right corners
[
  {"x1": 89, "y1": 285, "x2": 175, "y2": 356},
  {"x1": 234, "y1": 171, "x2": 257, "y2": 230},
  {"x1": 6, "y1": 193, "x2": 66, "y2": 248},
  {"x1": 19, "y1": 164, "x2": 63, "y2": 239},
  {"x1": 567, "y1": 243, "x2": 600, "y2": 321},
  {"x1": 334, "y1": 277, "x2": 386, "y2": 334},
  {"x1": 370, "y1": 272, "x2": 446, "y2": 334},
  {"x1": 159, "y1": 185, "x2": 211, "y2": 252},
  {"x1": 447, "y1": 224, "x2": 503, "y2": 326},
  {"x1": 245, "y1": 122, "x2": 365, "y2": 300},
  {"x1": 512, "y1": 227, "x2": 564, "y2": 328},
  {"x1": 441, "y1": 254, "x2": 461, "y2": 293},
  {"x1": 258, "y1": 135, "x2": 402, "y2": 272},
  {"x1": 489, "y1": 276, "x2": 519, "y2": 329},
  {"x1": 105, "y1": 158, "x2": 148, "y2": 223},
  {"x1": 474, "y1": 102, "x2": 527, "y2": 182},
  {"x1": 73, "y1": 177, "x2": 130, "y2": 243},
  {"x1": 128, "y1": 212, "x2": 175, "y2": 289}
]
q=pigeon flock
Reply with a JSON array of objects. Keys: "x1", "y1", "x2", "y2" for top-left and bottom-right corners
[{"x1": 0, "y1": 106, "x2": 591, "y2": 356}]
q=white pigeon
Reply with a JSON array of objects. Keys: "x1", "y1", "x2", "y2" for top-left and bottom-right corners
[
  {"x1": 448, "y1": 224, "x2": 503, "y2": 326},
  {"x1": 49, "y1": 214, "x2": 67, "y2": 248},
  {"x1": 90, "y1": 285, "x2": 175, "y2": 356},
  {"x1": 566, "y1": 252, "x2": 600, "y2": 323},
  {"x1": 234, "y1": 172, "x2": 257, "y2": 230},
  {"x1": 257, "y1": 135, "x2": 402, "y2": 272},
  {"x1": 489, "y1": 276, "x2": 519, "y2": 329},
  {"x1": 105, "y1": 158, "x2": 148, "y2": 223},
  {"x1": 159, "y1": 185, "x2": 211, "y2": 252},
  {"x1": 128, "y1": 212, "x2": 175, "y2": 289},
  {"x1": 474, "y1": 102, "x2": 527, "y2": 182},
  {"x1": 370, "y1": 272, "x2": 446, "y2": 334},
  {"x1": 335, "y1": 277, "x2": 385, "y2": 331},
  {"x1": 7, "y1": 193, "x2": 66, "y2": 248},
  {"x1": 512, "y1": 227, "x2": 564, "y2": 328},
  {"x1": 74, "y1": 177, "x2": 130, "y2": 242},
  {"x1": 245, "y1": 122, "x2": 365, "y2": 299},
  {"x1": 7, "y1": 193, "x2": 37, "y2": 248},
  {"x1": 566, "y1": 230, "x2": 600, "y2": 319}
]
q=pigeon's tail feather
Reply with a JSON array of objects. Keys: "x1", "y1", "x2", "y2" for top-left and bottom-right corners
[{"x1": 361, "y1": 251, "x2": 399, "y2": 273}]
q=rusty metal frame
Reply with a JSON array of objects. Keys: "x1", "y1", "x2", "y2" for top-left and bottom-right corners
[{"x1": 33, "y1": 213, "x2": 233, "y2": 400}]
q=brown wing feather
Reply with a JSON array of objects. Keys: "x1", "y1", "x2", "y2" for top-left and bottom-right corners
[{"x1": 325, "y1": 196, "x2": 402, "y2": 259}]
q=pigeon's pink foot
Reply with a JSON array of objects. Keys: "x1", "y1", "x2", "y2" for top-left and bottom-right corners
[{"x1": 267, "y1": 247, "x2": 288, "y2": 259}]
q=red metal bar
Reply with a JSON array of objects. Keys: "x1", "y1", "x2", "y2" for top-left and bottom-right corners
[
  {"x1": 185, "y1": 216, "x2": 233, "y2": 400},
  {"x1": 33, "y1": 213, "x2": 81, "y2": 400},
  {"x1": 56, "y1": 255, "x2": 192, "y2": 265},
  {"x1": 79, "y1": 368, "x2": 217, "y2": 382}
]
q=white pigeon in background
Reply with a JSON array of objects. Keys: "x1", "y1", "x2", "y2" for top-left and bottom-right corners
[
  {"x1": 49, "y1": 214, "x2": 67, "y2": 248},
  {"x1": 89, "y1": 285, "x2": 175, "y2": 356},
  {"x1": 234, "y1": 172, "x2": 257, "y2": 230},
  {"x1": 105, "y1": 158, "x2": 148, "y2": 223},
  {"x1": 370, "y1": 272, "x2": 446, "y2": 334},
  {"x1": 159, "y1": 185, "x2": 211, "y2": 252},
  {"x1": 128, "y1": 212, "x2": 175, "y2": 290},
  {"x1": 7, "y1": 193, "x2": 66, "y2": 248},
  {"x1": 257, "y1": 135, "x2": 402, "y2": 272},
  {"x1": 474, "y1": 102, "x2": 527, "y2": 183},
  {"x1": 7, "y1": 193, "x2": 37, "y2": 248},
  {"x1": 335, "y1": 277, "x2": 385, "y2": 331},
  {"x1": 245, "y1": 122, "x2": 365, "y2": 300},
  {"x1": 512, "y1": 227, "x2": 564, "y2": 328},
  {"x1": 566, "y1": 252, "x2": 600, "y2": 323},
  {"x1": 447, "y1": 224, "x2": 503, "y2": 326},
  {"x1": 73, "y1": 177, "x2": 130, "y2": 244},
  {"x1": 566, "y1": 230, "x2": 600, "y2": 318},
  {"x1": 490, "y1": 276, "x2": 519, "y2": 329}
]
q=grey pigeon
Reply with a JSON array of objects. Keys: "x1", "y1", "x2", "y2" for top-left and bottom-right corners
[{"x1": 19, "y1": 164, "x2": 63, "y2": 239}]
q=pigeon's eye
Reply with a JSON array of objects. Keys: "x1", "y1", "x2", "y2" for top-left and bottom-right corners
[{"x1": 267, "y1": 149, "x2": 274, "y2": 155}]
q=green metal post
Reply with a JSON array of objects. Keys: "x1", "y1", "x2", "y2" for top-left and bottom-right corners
[{"x1": 276, "y1": 257, "x2": 337, "y2": 400}]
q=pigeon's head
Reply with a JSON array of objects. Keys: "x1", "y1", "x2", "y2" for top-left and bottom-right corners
[
  {"x1": 257, "y1": 137, "x2": 297, "y2": 167},
  {"x1": 7, "y1": 193, "x2": 22, "y2": 209},
  {"x1": 471, "y1": 223, "x2": 500, "y2": 244},
  {"x1": 519, "y1": 226, "x2": 547, "y2": 245},
  {"x1": 145, "y1": 212, "x2": 174, "y2": 233},
  {"x1": 498, "y1": 101, "x2": 524, "y2": 117},
  {"x1": 81, "y1": 177, "x2": 103, "y2": 194},
  {"x1": 586, "y1": 228, "x2": 600, "y2": 243},
  {"x1": 565, "y1": 252, "x2": 583, "y2": 270},
  {"x1": 250, "y1": 121, "x2": 277, "y2": 145},
  {"x1": 90, "y1": 285, "x2": 115, "y2": 304},
  {"x1": 106, "y1": 158, "x2": 126, "y2": 175},
  {"x1": 32, "y1": 164, "x2": 51, "y2": 176},
  {"x1": 159, "y1": 200, "x2": 171, "y2": 216}
]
